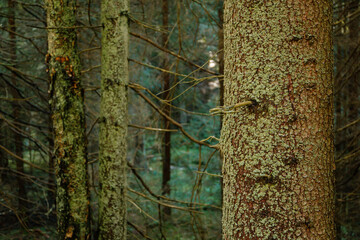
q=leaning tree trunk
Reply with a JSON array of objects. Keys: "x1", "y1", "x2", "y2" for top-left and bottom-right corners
[
  {"x1": 99, "y1": 0, "x2": 129, "y2": 239},
  {"x1": 221, "y1": 1, "x2": 335, "y2": 239},
  {"x1": 45, "y1": 0, "x2": 90, "y2": 239}
]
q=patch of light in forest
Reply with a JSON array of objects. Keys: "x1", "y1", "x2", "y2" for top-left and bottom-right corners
[
  {"x1": 209, "y1": 59, "x2": 216, "y2": 68},
  {"x1": 198, "y1": 38, "x2": 206, "y2": 44},
  {"x1": 209, "y1": 79, "x2": 220, "y2": 89}
]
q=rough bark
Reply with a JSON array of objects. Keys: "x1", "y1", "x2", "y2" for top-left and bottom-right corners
[
  {"x1": 99, "y1": 0, "x2": 129, "y2": 238},
  {"x1": 161, "y1": 0, "x2": 172, "y2": 218},
  {"x1": 45, "y1": 0, "x2": 90, "y2": 238},
  {"x1": 221, "y1": 1, "x2": 335, "y2": 239}
]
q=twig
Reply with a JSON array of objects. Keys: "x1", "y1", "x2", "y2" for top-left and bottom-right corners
[
  {"x1": 128, "y1": 162, "x2": 221, "y2": 209},
  {"x1": 26, "y1": 25, "x2": 102, "y2": 30},
  {"x1": 128, "y1": 188, "x2": 202, "y2": 213},
  {"x1": 130, "y1": 84, "x2": 218, "y2": 149},
  {"x1": 135, "y1": 82, "x2": 214, "y2": 116},
  {"x1": 129, "y1": 15, "x2": 168, "y2": 33},
  {"x1": 130, "y1": 32, "x2": 217, "y2": 75},
  {"x1": 0, "y1": 27, "x2": 45, "y2": 55},
  {"x1": 128, "y1": 221, "x2": 154, "y2": 240},
  {"x1": 0, "y1": 194, "x2": 31, "y2": 234},
  {"x1": 191, "y1": 0, "x2": 221, "y2": 28},
  {"x1": 0, "y1": 144, "x2": 51, "y2": 174},
  {"x1": 127, "y1": 197, "x2": 158, "y2": 222},
  {"x1": 129, "y1": 124, "x2": 178, "y2": 132},
  {"x1": 129, "y1": 58, "x2": 198, "y2": 80},
  {"x1": 81, "y1": 65, "x2": 101, "y2": 74},
  {"x1": 210, "y1": 100, "x2": 255, "y2": 115},
  {"x1": 195, "y1": 171, "x2": 222, "y2": 178},
  {"x1": 337, "y1": 117, "x2": 360, "y2": 132}
]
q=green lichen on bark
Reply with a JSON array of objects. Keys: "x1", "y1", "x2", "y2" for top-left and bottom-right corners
[
  {"x1": 98, "y1": 0, "x2": 129, "y2": 239},
  {"x1": 221, "y1": 0, "x2": 334, "y2": 239},
  {"x1": 45, "y1": 0, "x2": 90, "y2": 239}
]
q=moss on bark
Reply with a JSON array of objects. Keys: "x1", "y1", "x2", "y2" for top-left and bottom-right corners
[
  {"x1": 45, "y1": 0, "x2": 90, "y2": 239},
  {"x1": 221, "y1": 0, "x2": 334, "y2": 239},
  {"x1": 98, "y1": 0, "x2": 129, "y2": 239}
]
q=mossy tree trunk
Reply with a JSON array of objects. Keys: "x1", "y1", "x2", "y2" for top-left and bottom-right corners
[
  {"x1": 45, "y1": 0, "x2": 90, "y2": 239},
  {"x1": 221, "y1": 0, "x2": 335, "y2": 239},
  {"x1": 99, "y1": 0, "x2": 128, "y2": 239}
]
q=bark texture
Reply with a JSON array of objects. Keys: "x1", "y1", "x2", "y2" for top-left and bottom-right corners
[
  {"x1": 99, "y1": 0, "x2": 129, "y2": 239},
  {"x1": 46, "y1": 0, "x2": 90, "y2": 238},
  {"x1": 221, "y1": 0, "x2": 335, "y2": 239}
]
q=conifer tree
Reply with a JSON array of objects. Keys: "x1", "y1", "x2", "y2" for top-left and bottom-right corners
[
  {"x1": 221, "y1": 1, "x2": 335, "y2": 239},
  {"x1": 98, "y1": 0, "x2": 129, "y2": 238},
  {"x1": 45, "y1": 0, "x2": 90, "y2": 238}
]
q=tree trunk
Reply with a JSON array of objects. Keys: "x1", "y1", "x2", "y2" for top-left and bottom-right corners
[
  {"x1": 8, "y1": 0, "x2": 27, "y2": 212},
  {"x1": 218, "y1": 3, "x2": 224, "y2": 112},
  {"x1": 161, "y1": 0, "x2": 172, "y2": 219},
  {"x1": 217, "y1": 0, "x2": 224, "y2": 207},
  {"x1": 221, "y1": 1, "x2": 335, "y2": 239},
  {"x1": 99, "y1": 0, "x2": 129, "y2": 238},
  {"x1": 45, "y1": 0, "x2": 90, "y2": 238}
]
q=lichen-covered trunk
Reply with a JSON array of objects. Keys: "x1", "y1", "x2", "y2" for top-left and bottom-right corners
[
  {"x1": 221, "y1": 1, "x2": 335, "y2": 239},
  {"x1": 45, "y1": 0, "x2": 90, "y2": 239},
  {"x1": 99, "y1": 0, "x2": 128, "y2": 239}
]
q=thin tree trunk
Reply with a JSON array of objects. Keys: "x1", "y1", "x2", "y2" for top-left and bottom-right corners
[
  {"x1": 45, "y1": 0, "x2": 90, "y2": 238},
  {"x1": 221, "y1": 1, "x2": 335, "y2": 239},
  {"x1": 8, "y1": 0, "x2": 26, "y2": 212},
  {"x1": 217, "y1": 0, "x2": 224, "y2": 207},
  {"x1": 218, "y1": 4, "x2": 224, "y2": 112},
  {"x1": 161, "y1": 0, "x2": 172, "y2": 219},
  {"x1": 99, "y1": 0, "x2": 129, "y2": 238}
]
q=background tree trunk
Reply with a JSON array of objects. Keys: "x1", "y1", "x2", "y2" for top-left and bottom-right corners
[
  {"x1": 8, "y1": 0, "x2": 27, "y2": 213},
  {"x1": 161, "y1": 0, "x2": 172, "y2": 219},
  {"x1": 99, "y1": 0, "x2": 129, "y2": 238},
  {"x1": 217, "y1": 0, "x2": 224, "y2": 207},
  {"x1": 46, "y1": 0, "x2": 90, "y2": 238},
  {"x1": 221, "y1": 0, "x2": 335, "y2": 239}
]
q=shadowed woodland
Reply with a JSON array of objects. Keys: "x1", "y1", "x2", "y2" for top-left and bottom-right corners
[{"x1": 0, "y1": 0, "x2": 358, "y2": 239}]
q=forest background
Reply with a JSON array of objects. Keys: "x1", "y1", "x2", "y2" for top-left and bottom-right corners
[{"x1": 0, "y1": 0, "x2": 359, "y2": 239}]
